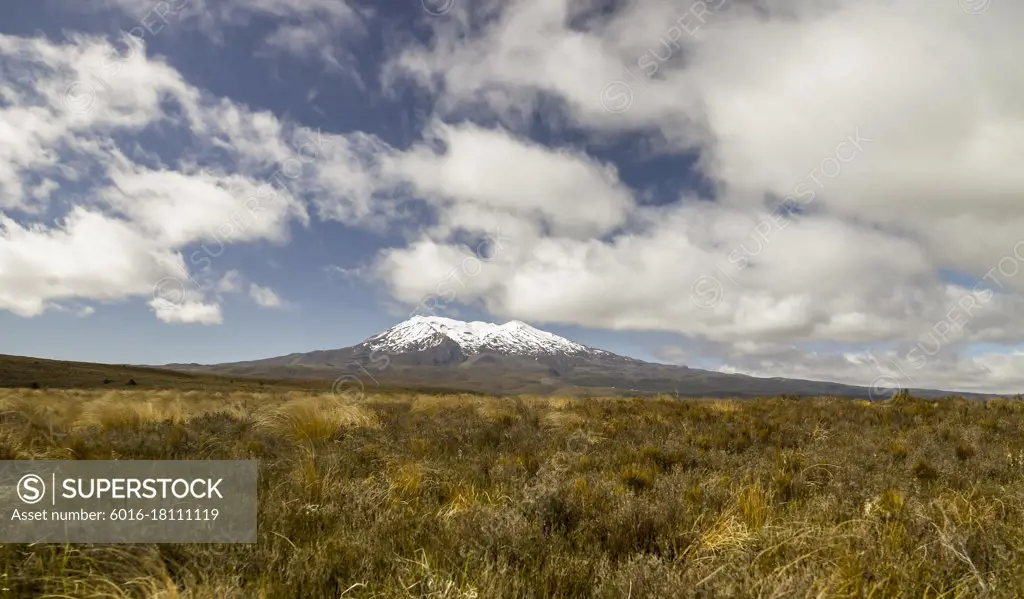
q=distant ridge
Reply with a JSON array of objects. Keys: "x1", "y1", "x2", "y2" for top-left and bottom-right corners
[{"x1": 0, "y1": 353, "x2": 315, "y2": 391}]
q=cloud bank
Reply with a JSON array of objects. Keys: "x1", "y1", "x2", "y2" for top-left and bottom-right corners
[{"x1": 3, "y1": 0, "x2": 1023, "y2": 392}]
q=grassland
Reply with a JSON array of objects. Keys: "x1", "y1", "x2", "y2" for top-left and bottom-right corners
[{"x1": 1, "y1": 387, "x2": 1023, "y2": 597}]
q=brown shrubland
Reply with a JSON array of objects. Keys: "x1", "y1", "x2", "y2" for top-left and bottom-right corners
[{"x1": 1, "y1": 389, "x2": 1023, "y2": 597}]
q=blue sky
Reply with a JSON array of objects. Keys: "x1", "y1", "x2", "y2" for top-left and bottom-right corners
[
  {"x1": 1, "y1": 0, "x2": 1022, "y2": 393},
  {"x1": 0, "y1": 0, "x2": 697, "y2": 366}
]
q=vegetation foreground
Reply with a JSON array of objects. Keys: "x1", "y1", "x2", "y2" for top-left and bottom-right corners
[{"x1": 1, "y1": 389, "x2": 1023, "y2": 598}]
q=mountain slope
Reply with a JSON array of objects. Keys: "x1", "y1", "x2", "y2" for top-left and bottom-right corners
[{"x1": 164, "y1": 316, "x2": 1000, "y2": 399}]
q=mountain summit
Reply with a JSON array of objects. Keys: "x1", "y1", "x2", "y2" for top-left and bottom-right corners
[{"x1": 362, "y1": 316, "x2": 610, "y2": 358}]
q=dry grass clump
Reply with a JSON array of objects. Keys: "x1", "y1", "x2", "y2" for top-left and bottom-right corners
[
  {"x1": 540, "y1": 410, "x2": 586, "y2": 430},
  {"x1": 471, "y1": 397, "x2": 518, "y2": 423},
  {"x1": 1, "y1": 390, "x2": 1024, "y2": 597},
  {"x1": 74, "y1": 391, "x2": 191, "y2": 431},
  {"x1": 409, "y1": 394, "x2": 475, "y2": 414},
  {"x1": 705, "y1": 398, "x2": 742, "y2": 413},
  {"x1": 385, "y1": 461, "x2": 428, "y2": 503},
  {"x1": 256, "y1": 394, "x2": 380, "y2": 444}
]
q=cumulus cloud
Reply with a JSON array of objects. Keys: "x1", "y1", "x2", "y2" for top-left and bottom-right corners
[
  {"x1": 150, "y1": 299, "x2": 223, "y2": 325},
  {"x1": 0, "y1": 209, "x2": 188, "y2": 318},
  {"x1": 380, "y1": 121, "x2": 635, "y2": 240},
  {"x1": 371, "y1": 0, "x2": 1024, "y2": 392},
  {"x1": 386, "y1": 0, "x2": 1024, "y2": 263},
  {"x1": 0, "y1": 34, "x2": 327, "y2": 323}
]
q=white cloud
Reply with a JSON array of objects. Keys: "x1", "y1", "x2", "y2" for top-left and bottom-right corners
[
  {"x1": 100, "y1": 165, "x2": 305, "y2": 247},
  {"x1": 217, "y1": 270, "x2": 245, "y2": 294},
  {"x1": 0, "y1": 34, "x2": 324, "y2": 323},
  {"x1": 370, "y1": 0, "x2": 1024, "y2": 392},
  {"x1": 0, "y1": 209, "x2": 186, "y2": 317},
  {"x1": 248, "y1": 284, "x2": 285, "y2": 309},
  {"x1": 709, "y1": 344, "x2": 1024, "y2": 396},
  {"x1": 0, "y1": 33, "x2": 197, "y2": 212},
  {"x1": 300, "y1": 131, "x2": 398, "y2": 228},
  {"x1": 383, "y1": 122, "x2": 634, "y2": 239},
  {"x1": 386, "y1": 0, "x2": 1024, "y2": 259},
  {"x1": 150, "y1": 298, "x2": 223, "y2": 325},
  {"x1": 325, "y1": 264, "x2": 364, "y2": 282}
]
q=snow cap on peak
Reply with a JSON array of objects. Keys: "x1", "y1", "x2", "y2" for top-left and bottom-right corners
[{"x1": 365, "y1": 316, "x2": 595, "y2": 357}]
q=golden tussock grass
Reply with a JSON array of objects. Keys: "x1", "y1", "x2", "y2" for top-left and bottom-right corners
[
  {"x1": 539, "y1": 410, "x2": 586, "y2": 430},
  {"x1": 256, "y1": 394, "x2": 380, "y2": 444},
  {"x1": 704, "y1": 399, "x2": 742, "y2": 413},
  {"x1": 409, "y1": 394, "x2": 471, "y2": 414},
  {"x1": 386, "y1": 461, "x2": 428, "y2": 503},
  {"x1": 0, "y1": 390, "x2": 1023, "y2": 597}
]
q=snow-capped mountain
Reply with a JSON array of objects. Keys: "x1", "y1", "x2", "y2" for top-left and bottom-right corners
[
  {"x1": 361, "y1": 316, "x2": 611, "y2": 358},
  {"x1": 166, "y1": 316, "x2": 981, "y2": 400}
]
